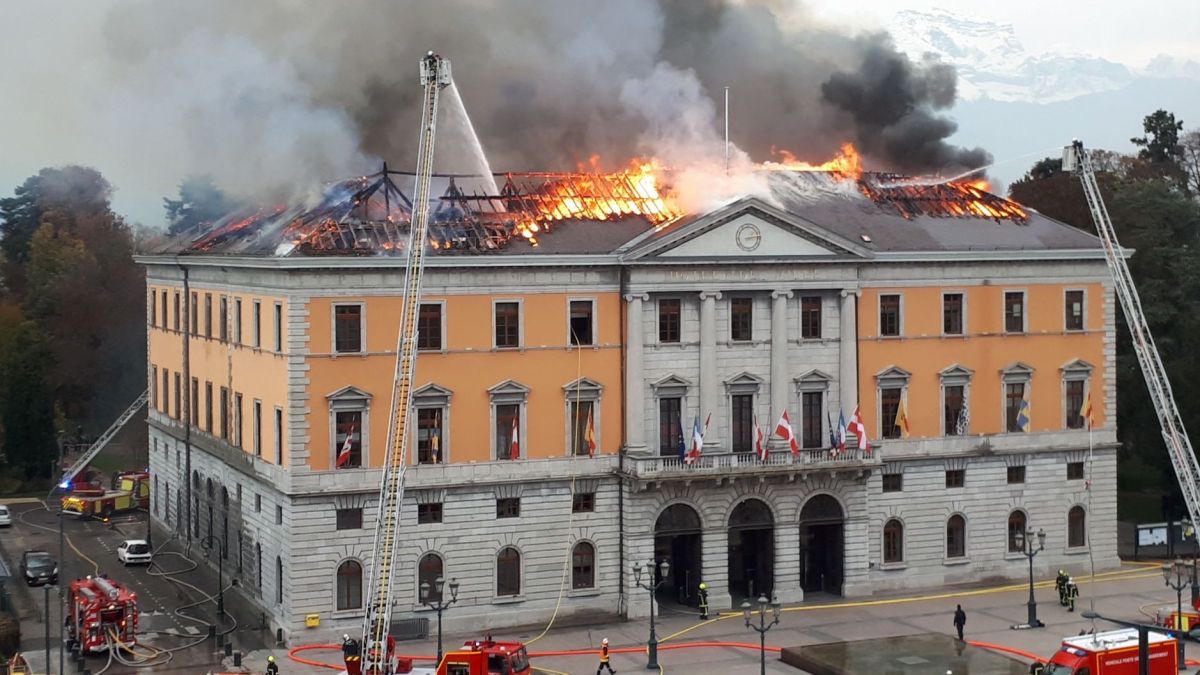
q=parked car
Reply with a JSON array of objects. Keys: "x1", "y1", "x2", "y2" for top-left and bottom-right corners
[
  {"x1": 0, "y1": 505, "x2": 11, "y2": 527},
  {"x1": 116, "y1": 539, "x2": 152, "y2": 566},
  {"x1": 20, "y1": 550, "x2": 57, "y2": 586}
]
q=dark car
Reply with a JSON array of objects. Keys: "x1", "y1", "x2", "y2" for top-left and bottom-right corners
[{"x1": 20, "y1": 550, "x2": 57, "y2": 586}]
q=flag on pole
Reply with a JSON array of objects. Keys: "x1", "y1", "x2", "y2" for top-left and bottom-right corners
[
  {"x1": 955, "y1": 399, "x2": 970, "y2": 437},
  {"x1": 848, "y1": 405, "x2": 869, "y2": 452},
  {"x1": 677, "y1": 409, "x2": 687, "y2": 461},
  {"x1": 1016, "y1": 396, "x2": 1031, "y2": 433},
  {"x1": 754, "y1": 415, "x2": 768, "y2": 461},
  {"x1": 774, "y1": 410, "x2": 801, "y2": 457},
  {"x1": 1080, "y1": 390, "x2": 1094, "y2": 429},
  {"x1": 686, "y1": 414, "x2": 711, "y2": 465},
  {"x1": 827, "y1": 410, "x2": 837, "y2": 449},
  {"x1": 895, "y1": 396, "x2": 911, "y2": 439},
  {"x1": 336, "y1": 425, "x2": 355, "y2": 468},
  {"x1": 510, "y1": 416, "x2": 520, "y2": 458},
  {"x1": 835, "y1": 411, "x2": 847, "y2": 453},
  {"x1": 585, "y1": 409, "x2": 597, "y2": 458},
  {"x1": 430, "y1": 428, "x2": 441, "y2": 464}
]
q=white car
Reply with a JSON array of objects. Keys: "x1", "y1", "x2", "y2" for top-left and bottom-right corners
[
  {"x1": 117, "y1": 540, "x2": 152, "y2": 565},
  {"x1": 0, "y1": 505, "x2": 11, "y2": 527}
]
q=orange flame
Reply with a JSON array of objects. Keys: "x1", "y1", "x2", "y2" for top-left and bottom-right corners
[{"x1": 763, "y1": 143, "x2": 864, "y2": 179}]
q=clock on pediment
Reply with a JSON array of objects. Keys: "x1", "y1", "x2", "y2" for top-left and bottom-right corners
[{"x1": 735, "y1": 222, "x2": 762, "y2": 252}]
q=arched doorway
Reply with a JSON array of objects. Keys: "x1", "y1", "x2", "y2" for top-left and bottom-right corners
[
  {"x1": 654, "y1": 504, "x2": 703, "y2": 606},
  {"x1": 728, "y1": 499, "x2": 774, "y2": 601},
  {"x1": 799, "y1": 494, "x2": 845, "y2": 597}
]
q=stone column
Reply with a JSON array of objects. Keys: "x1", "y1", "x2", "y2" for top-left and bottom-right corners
[
  {"x1": 773, "y1": 525, "x2": 804, "y2": 603},
  {"x1": 624, "y1": 294, "x2": 649, "y2": 454},
  {"x1": 699, "y1": 292, "x2": 721, "y2": 433},
  {"x1": 770, "y1": 291, "x2": 793, "y2": 430},
  {"x1": 701, "y1": 525, "x2": 732, "y2": 612},
  {"x1": 839, "y1": 290, "x2": 859, "y2": 415}
]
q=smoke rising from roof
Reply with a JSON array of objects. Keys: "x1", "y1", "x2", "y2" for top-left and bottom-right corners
[{"x1": 0, "y1": 0, "x2": 990, "y2": 224}]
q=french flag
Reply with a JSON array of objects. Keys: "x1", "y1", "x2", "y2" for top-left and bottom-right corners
[{"x1": 686, "y1": 413, "x2": 710, "y2": 465}]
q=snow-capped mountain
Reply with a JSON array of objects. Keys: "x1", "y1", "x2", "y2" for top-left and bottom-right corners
[{"x1": 889, "y1": 8, "x2": 1137, "y2": 103}]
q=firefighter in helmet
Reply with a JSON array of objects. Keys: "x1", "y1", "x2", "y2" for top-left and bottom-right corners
[
  {"x1": 265, "y1": 654, "x2": 279, "y2": 675},
  {"x1": 698, "y1": 582, "x2": 710, "y2": 620},
  {"x1": 342, "y1": 633, "x2": 362, "y2": 675},
  {"x1": 1064, "y1": 576, "x2": 1080, "y2": 612},
  {"x1": 1055, "y1": 569, "x2": 1069, "y2": 606},
  {"x1": 596, "y1": 637, "x2": 616, "y2": 674}
]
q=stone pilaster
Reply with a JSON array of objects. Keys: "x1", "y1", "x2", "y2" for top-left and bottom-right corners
[
  {"x1": 839, "y1": 290, "x2": 860, "y2": 415},
  {"x1": 624, "y1": 293, "x2": 649, "y2": 454},
  {"x1": 770, "y1": 290, "x2": 793, "y2": 427},
  {"x1": 699, "y1": 292, "x2": 721, "y2": 427},
  {"x1": 701, "y1": 525, "x2": 732, "y2": 612},
  {"x1": 773, "y1": 525, "x2": 803, "y2": 603}
]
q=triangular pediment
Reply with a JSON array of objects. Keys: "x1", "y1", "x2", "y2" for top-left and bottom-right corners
[
  {"x1": 875, "y1": 365, "x2": 912, "y2": 381},
  {"x1": 622, "y1": 197, "x2": 870, "y2": 260},
  {"x1": 488, "y1": 379, "x2": 530, "y2": 396},
  {"x1": 1000, "y1": 362, "x2": 1036, "y2": 377},
  {"x1": 650, "y1": 374, "x2": 692, "y2": 390},
  {"x1": 939, "y1": 364, "x2": 975, "y2": 379},
  {"x1": 413, "y1": 382, "x2": 454, "y2": 399},
  {"x1": 724, "y1": 371, "x2": 764, "y2": 386},
  {"x1": 563, "y1": 377, "x2": 604, "y2": 394},
  {"x1": 326, "y1": 385, "x2": 372, "y2": 402},
  {"x1": 795, "y1": 369, "x2": 834, "y2": 384},
  {"x1": 1060, "y1": 358, "x2": 1094, "y2": 374}
]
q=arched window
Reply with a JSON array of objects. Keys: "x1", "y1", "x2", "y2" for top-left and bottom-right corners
[
  {"x1": 276, "y1": 556, "x2": 284, "y2": 604},
  {"x1": 336, "y1": 559, "x2": 363, "y2": 610},
  {"x1": 572, "y1": 542, "x2": 595, "y2": 589},
  {"x1": 1008, "y1": 511, "x2": 1027, "y2": 553},
  {"x1": 946, "y1": 515, "x2": 966, "y2": 559},
  {"x1": 497, "y1": 547, "x2": 521, "y2": 597},
  {"x1": 883, "y1": 519, "x2": 903, "y2": 563},
  {"x1": 1068, "y1": 506, "x2": 1086, "y2": 548},
  {"x1": 418, "y1": 554, "x2": 443, "y2": 604}
]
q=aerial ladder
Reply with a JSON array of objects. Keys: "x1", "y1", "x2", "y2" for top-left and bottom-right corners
[
  {"x1": 1063, "y1": 141, "x2": 1200, "y2": 533},
  {"x1": 51, "y1": 389, "x2": 149, "y2": 497},
  {"x1": 356, "y1": 52, "x2": 453, "y2": 675}
]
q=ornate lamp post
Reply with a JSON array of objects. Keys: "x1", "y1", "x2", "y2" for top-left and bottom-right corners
[
  {"x1": 1162, "y1": 558, "x2": 1191, "y2": 670},
  {"x1": 419, "y1": 576, "x2": 460, "y2": 666},
  {"x1": 1013, "y1": 527, "x2": 1046, "y2": 629},
  {"x1": 741, "y1": 593, "x2": 781, "y2": 675},
  {"x1": 632, "y1": 559, "x2": 670, "y2": 670}
]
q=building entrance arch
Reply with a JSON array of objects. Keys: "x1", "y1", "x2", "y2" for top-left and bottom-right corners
[
  {"x1": 654, "y1": 503, "x2": 703, "y2": 607},
  {"x1": 727, "y1": 498, "x2": 774, "y2": 602},
  {"x1": 799, "y1": 494, "x2": 844, "y2": 597}
]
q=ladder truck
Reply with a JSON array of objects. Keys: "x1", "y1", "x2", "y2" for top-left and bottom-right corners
[
  {"x1": 354, "y1": 51, "x2": 453, "y2": 675},
  {"x1": 1063, "y1": 140, "x2": 1200, "y2": 589}
]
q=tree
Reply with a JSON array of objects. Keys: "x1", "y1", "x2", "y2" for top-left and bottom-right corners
[
  {"x1": 1131, "y1": 109, "x2": 1185, "y2": 164},
  {"x1": 0, "y1": 321, "x2": 57, "y2": 480},
  {"x1": 163, "y1": 176, "x2": 238, "y2": 236},
  {"x1": 1181, "y1": 129, "x2": 1200, "y2": 197}
]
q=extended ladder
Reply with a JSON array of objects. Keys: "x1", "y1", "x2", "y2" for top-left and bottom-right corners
[
  {"x1": 360, "y1": 52, "x2": 452, "y2": 675},
  {"x1": 51, "y1": 389, "x2": 149, "y2": 495},
  {"x1": 1064, "y1": 141, "x2": 1200, "y2": 528}
]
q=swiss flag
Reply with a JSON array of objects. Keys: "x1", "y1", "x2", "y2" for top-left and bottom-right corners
[
  {"x1": 754, "y1": 415, "x2": 768, "y2": 461},
  {"x1": 510, "y1": 417, "x2": 520, "y2": 459},
  {"x1": 848, "y1": 405, "x2": 869, "y2": 452},
  {"x1": 336, "y1": 427, "x2": 354, "y2": 468},
  {"x1": 774, "y1": 410, "x2": 801, "y2": 457}
]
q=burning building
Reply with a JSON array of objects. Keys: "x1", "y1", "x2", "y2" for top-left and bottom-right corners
[{"x1": 140, "y1": 157, "x2": 1117, "y2": 645}]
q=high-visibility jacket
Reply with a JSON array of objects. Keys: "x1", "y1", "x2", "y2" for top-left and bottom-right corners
[{"x1": 600, "y1": 645, "x2": 610, "y2": 663}]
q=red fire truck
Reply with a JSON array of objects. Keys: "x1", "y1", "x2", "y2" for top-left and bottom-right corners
[
  {"x1": 1042, "y1": 628, "x2": 1177, "y2": 674},
  {"x1": 61, "y1": 471, "x2": 150, "y2": 519},
  {"x1": 67, "y1": 575, "x2": 139, "y2": 654}
]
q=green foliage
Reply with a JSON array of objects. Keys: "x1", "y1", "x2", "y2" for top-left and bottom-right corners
[
  {"x1": 1131, "y1": 109, "x2": 1185, "y2": 164},
  {"x1": 163, "y1": 175, "x2": 238, "y2": 236},
  {"x1": 0, "y1": 322, "x2": 56, "y2": 480}
]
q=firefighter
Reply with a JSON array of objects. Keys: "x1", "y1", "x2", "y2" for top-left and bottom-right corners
[
  {"x1": 1055, "y1": 569, "x2": 1069, "y2": 606},
  {"x1": 596, "y1": 637, "x2": 616, "y2": 675},
  {"x1": 265, "y1": 654, "x2": 279, "y2": 675},
  {"x1": 698, "y1": 582, "x2": 710, "y2": 620},
  {"x1": 1064, "y1": 576, "x2": 1079, "y2": 612},
  {"x1": 342, "y1": 633, "x2": 362, "y2": 675}
]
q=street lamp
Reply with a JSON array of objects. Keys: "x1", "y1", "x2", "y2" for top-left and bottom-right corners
[
  {"x1": 741, "y1": 593, "x2": 781, "y2": 675},
  {"x1": 632, "y1": 559, "x2": 670, "y2": 670},
  {"x1": 199, "y1": 535, "x2": 225, "y2": 617},
  {"x1": 1162, "y1": 558, "x2": 1191, "y2": 670},
  {"x1": 1012, "y1": 527, "x2": 1046, "y2": 629},
  {"x1": 419, "y1": 576, "x2": 460, "y2": 665}
]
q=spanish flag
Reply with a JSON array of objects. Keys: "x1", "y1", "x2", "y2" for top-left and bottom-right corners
[
  {"x1": 1080, "y1": 391, "x2": 1094, "y2": 429},
  {"x1": 895, "y1": 396, "x2": 911, "y2": 439},
  {"x1": 586, "y1": 409, "x2": 597, "y2": 457}
]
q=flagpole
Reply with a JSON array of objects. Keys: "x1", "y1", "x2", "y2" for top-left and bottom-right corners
[{"x1": 1086, "y1": 416, "x2": 1096, "y2": 621}]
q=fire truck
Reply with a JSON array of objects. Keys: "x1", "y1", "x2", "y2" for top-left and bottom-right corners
[
  {"x1": 61, "y1": 471, "x2": 149, "y2": 519},
  {"x1": 1041, "y1": 628, "x2": 1177, "y2": 674},
  {"x1": 66, "y1": 575, "x2": 139, "y2": 654},
  {"x1": 380, "y1": 639, "x2": 532, "y2": 675}
]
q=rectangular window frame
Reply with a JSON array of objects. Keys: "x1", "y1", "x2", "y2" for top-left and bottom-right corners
[
  {"x1": 492, "y1": 299, "x2": 522, "y2": 350},
  {"x1": 800, "y1": 296, "x2": 822, "y2": 340},
  {"x1": 942, "y1": 384, "x2": 966, "y2": 437},
  {"x1": 729, "y1": 297, "x2": 753, "y2": 342},
  {"x1": 494, "y1": 402, "x2": 522, "y2": 460},
  {"x1": 190, "y1": 377, "x2": 199, "y2": 426},
  {"x1": 204, "y1": 381, "x2": 214, "y2": 433},
  {"x1": 335, "y1": 508, "x2": 363, "y2": 530},
  {"x1": 658, "y1": 298, "x2": 681, "y2": 344},
  {"x1": 414, "y1": 406, "x2": 445, "y2": 465},
  {"x1": 882, "y1": 473, "x2": 902, "y2": 492},
  {"x1": 1065, "y1": 379, "x2": 1087, "y2": 429},
  {"x1": 219, "y1": 386, "x2": 230, "y2": 440},
  {"x1": 173, "y1": 373, "x2": 182, "y2": 420},
  {"x1": 219, "y1": 296, "x2": 228, "y2": 342},
  {"x1": 1064, "y1": 289, "x2": 1086, "y2": 332},
  {"x1": 149, "y1": 290, "x2": 157, "y2": 327},
  {"x1": 567, "y1": 298, "x2": 596, "y2": 347},
  {"x1": 1067, "y1": 461, "x2": 1085, "y2": 480},
  {"x1": 657, "y1": 395, "x2": 684, "y2": 457},
  {"x1": 801, "y1": 391, "x2": 823, "y2": 449},
  {"x1": 252, "y1": 300, "x2": 262, "y2": 348},
  {"x1": 417, "y1": 503, "x2": 443, "y2": 524},
  {"x1": 274, "y1": 406, "x2": 284, "y2": 465},
  {"x1": 417, "y1": 301, "x2": 445, "y2": 352},
  {"x1": 204, "y1": 293, "x2": 213, "y2": 338},
  {"x1": 496, "y1": 497, "x2": 521, "y2": 519},
  {"x1": 1007, "y1": 465, "x2": 1026, "y2": 484},
  {"x1": 942, "y1": 292, "x2": 965, "y2": 336},
  {"x1": 253, "y1": 400, "x2": 263, "y2": 457},
  {"x1": 730, "y1": 393, "x2": 754, "y2": 454},
  {"x1": 190, "y1": 291, "x2": 198, "y2": 336},
  {"x1": 1005, "y1": 381, "x2": 1028, "y2": 433},
  {"x1": 234, "y1": 298, "x2": 243, "y2": 344},
  {"x1": 173, "y1": 292, "x2": 181, "y2": 331},
  {"x1": 1004, "y1": 290, "x2": 1027, "y2": 334},
  {"x1": 273, "y1": 302, "x2": 283, "y2": 352},
  {"x1": 945, "y1": 468, "x2": 965, "y2": 488},
  {"x1": 880, "y1": 387, "x2": 903, "y2": 439},
  {"x1": 151, "y1": 365, "x2": 159, "y2": 410},
  {"x1": 571, "y1": 492, "x2": 595, "y2": 513},
  {"x1": 567, "y1": 398, "x2": 597, "y2": 457},
  {"x1": 879, "y1": 293, "x2": 902, "y2": 337},
  {"x1": 234, "y1": 392, "x2": 243, "y2": 448},
  {"x1": 332, "y1": 302, "x2": 365, "y2": 354}
]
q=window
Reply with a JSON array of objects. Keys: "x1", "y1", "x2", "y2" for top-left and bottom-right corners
[
  {"x1": 1065, "y1": 380, "x2": 1086, "y2": 429},
  {"x1": 572, "y1": 542, "x2": 595, "y2": 589},
  {"x1": 255, "y1": 494, "x2": 262, "y2": 512},
  {"x1": 802, "y1": 391, "x2": 823, "y2": 449},
  {"x1": 204, "y1": 293, "x2": 213, "y2": 337},
  {"x1": 1067, "y1": 461, "x2": 1084, "y2": 480},
  {"x1": 658, "y1": 298, "x2": 680, "y2": 343},
  {"x1": 204, "y1": 382, "x2": 214, "y2": 433},
  {"x1": 161, "y1": 291, "x2": 168, "y2": 329},
  {"x1": 730, "y1": 297, "x2": 753, "y2": 341},
  {"x1": 173, "y1": 292, "x2": 180, "y2": 331},
  {"x1": 274, "y1": 407, "x2": 284, "y2": 464},
  {"x1": 252, "y1": 300, "x2": 261, "y2": 348},
  {"x1": 162, "y1": 369, "x2": 169, "y2": 413},
  {"x1": 253, "y1": 401, "x2": 262, "y2": 457},
  {"x1": 219, "y1": 386, "x2": 229, "y2": 440},
  {"x1": 568, "y1": 400, "x2": 595, "y2": 456},
  {"x1": 882, "y1": 473, "x2": 902, "y2": 492},
  {"x1": 417, "y1": 303, "x2": 442, "y2": 351},
  {"x1": 494, "y1": 301, "x2": 520, "y2": 348},
  {"x1": 883, "y1": 519, "x2": 903, "y2": 563},
  {"x1": 255, "y1": 543, "x2": 262, "y2": 595},
  {"x1": 800, "y1": 296, "x2": 822, "y2": 339},
  {"x1": 496, "y1": 403, "x2": 519, "y2": 460},
  {"x1": 336, "y1": 508, "x2": 362, "y2": 530},
  {"x1": 497, "y1": 547, "x2": 521, "y2": 596},
  {"x1": 1007, "y1": 466, "x2": 1026, "y2": 484},
  {"x1": 234, "y1": 393, "x2": 243, "y2": 447},
  {"x1": 190, "y1": 378, "x2": 199, "y2": 425},
  {"x1": 275, "y1": 504, "x2": 283, "y2": 525},
  {"x1": 234, "y1": 298, "x2": 242, "y2": 343},
  {"x1": 658, "y1": 397, "x2": 683, "y2": 457},
  {"x1": 569, "y1": 300, "x2": 594, "y2": 346},
  {"x1": 276, "y1": 556, "x2": 283, "y2": 604},
  {"x1": 334, "y1": 410, "x2": 362, "y2": 468},
  {"x1": 152, "y1": 366, "x2": 159, "y2": 409},
  {"x1": 730, "y1": 394, "x2": 753, "y2": 453},
  {"x1": 1068, "y1": 506, "x2": 1086, "y2": 548},
  {"x1": 945, "y1": 469, "x2": 965, "y2": 488},
  {"x1": 336, "y1": 560, "x2": 362, "y2": 611},
  {"x1": 219, "y1": 297, "x2": 228, "y2": 341},
  {"x1": 572, "y1": 492, "x2": 595, "y2": 513},
  {"x1": 880, "y1": 387, "x2": 902, "y2": 439},
  {"x1": 496, "y1": 497, "x2": 520, "y2": 518},
  {"x1": 150, "y1": 290, "x2": 157, "y2": 326},
  {"x1": 879, "y1": 294, "x2": 901, "y2": 336},
  {"x1": 1005, "y1": 381, "x2": 1030, "y2": 432},
  {"x1": 418, "y1": 503, "x2": 443, "y2": 524},
  {"x1": 943, "y1": 293, "x2": 964, "y2": 335},
  {"x1": 944, "y1": 385, "x2": 965, "y2": 436},
  {"x1": 418, "y1": 554, "x2": 443, "y2": 603},
  {"x1": 173, "y1": 374, "x2": 182, "y2": 420},
  {"x1": 946, "y1": 515, "x2": 966, "y2": 559},
  {"x1": 1065, "y1": 290, "x2": 1084, "y2": 331},
  {"x1": 190, "y1": 291, "x2": 198, "y2": 335},
  {"x1": 1004, "y1": 291, "x2": 1025, "y2": 333},
  {"x1": 1007, "y1": 511, "x2": 1027, "y2": 553},
  {"x1": 273, "y1": 302, "x2": 282, "y2": 352},
  {"x1": 416, "y1": 407, "x2": 444, "y2": 464},
  {"x1": 334, "y1": 304, "x2": 362, "y2": 353}
]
